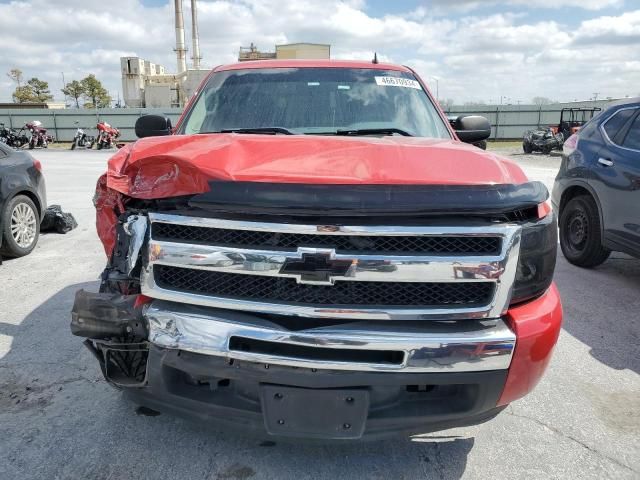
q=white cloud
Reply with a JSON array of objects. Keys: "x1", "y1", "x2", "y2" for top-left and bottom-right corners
[
  {"x1": 0, "y1": 1, "x2": 638, "y2": 104},
  {"x1": 573, "y1": 9, "x2": 640, "y2": 43},
  {"x1": 507, "y1": 0, "x2": 624, "y2": 10},
  {"x1": 424, "y1": 0, "x2": 624, "y2": 14}
]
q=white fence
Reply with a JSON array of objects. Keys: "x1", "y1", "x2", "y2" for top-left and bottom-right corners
[
  {"x1": 445, "y1": 100, "x2": 611, "y2": 140},
  {"x1": 0, "y1": 100, "x2": 613, "y2": 141},
  {"x1": 0, "y1": 108, "x2": 183, "y2": 142}
]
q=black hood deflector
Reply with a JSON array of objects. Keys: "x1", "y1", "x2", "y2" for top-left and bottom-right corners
[{"x1": 188, "y1": 181, "x2": 548, "y2": 218}]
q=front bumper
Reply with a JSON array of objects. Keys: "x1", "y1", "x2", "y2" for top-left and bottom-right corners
[
  {"x1": 146, "y1": 301, "x2": 516, "y2": 373},
  {"x1": 125, "y1": 346, "x2": 508, "y2": 440},
  {"x1": 71, "y1": 284, "x2": 562, "y2": 440}
]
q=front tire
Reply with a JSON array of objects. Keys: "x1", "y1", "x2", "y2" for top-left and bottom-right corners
[
  {"x1": 559, "y1": 195, "x2": 610, "y2": 268},
  {"x1": 523, "y1": 141, "x2": 532, "y2": 154},
  {"x1": 0, "y1": 195, "x2": 40, "y2": 258}
]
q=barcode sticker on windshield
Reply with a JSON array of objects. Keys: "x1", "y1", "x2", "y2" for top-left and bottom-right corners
[{"x1": 375, "y1": 76, "x2": 422, "y2": 89}]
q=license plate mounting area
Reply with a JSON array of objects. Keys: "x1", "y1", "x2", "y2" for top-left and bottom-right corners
[{"x1": 260, "y1": 384, "x2": 369, "y2": 440}]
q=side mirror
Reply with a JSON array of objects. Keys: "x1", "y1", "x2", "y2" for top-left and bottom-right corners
[
  {"x1": 452, "y1": 115, "x2": 491, "y2": 144},
  {"x1": 135, "y1": 115, "x2": 173, "y2": 138}
]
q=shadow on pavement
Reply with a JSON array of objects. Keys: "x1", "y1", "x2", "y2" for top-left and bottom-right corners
[
  {"x1": 555, "y1": 253, "x2": 640, "y2": 375},
  {"x1": 0, "y1": 282, "x2": 474, "y2": 480}
]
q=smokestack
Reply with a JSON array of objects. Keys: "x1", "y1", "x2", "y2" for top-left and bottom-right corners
[
  {"x1": 174, "y1": 0, "x2": 187, "y2": 73},
  {"x1": 191, "y1": 0, "x2": 202, "y2": 70}
]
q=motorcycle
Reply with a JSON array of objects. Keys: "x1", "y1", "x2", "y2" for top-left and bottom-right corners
[
  {"x1": 0, "y1": 123, "x2": 29, "y2": 149},
  {"x1": 522, "y1": 127, "x2": 564, "y2": 155},
  {"x1": 26, "y1": 121, "x2": 54, "y2": 149},
  {"x1": 70, "y1": 122, "x2": 94, "y2": 150},
  {"x1": 94, "y1": 121, "x2": 120, "y2": 149},
  {"x1": 0, "y1": 123, "x2": 14, "y2": 145}
]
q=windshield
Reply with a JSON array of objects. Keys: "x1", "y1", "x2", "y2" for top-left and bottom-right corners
[{"x1": 180, "y1": 67, "x2": 451, "y2": 138}]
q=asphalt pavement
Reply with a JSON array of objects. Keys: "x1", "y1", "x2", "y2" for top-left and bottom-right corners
[{"x1": 0, "y1": 146, "x2": 638, "y2": 480}]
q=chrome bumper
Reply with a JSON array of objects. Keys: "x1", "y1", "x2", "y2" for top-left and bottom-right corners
[{"x1": 146, "y1": 301, "x2": 516, "y2": 373}]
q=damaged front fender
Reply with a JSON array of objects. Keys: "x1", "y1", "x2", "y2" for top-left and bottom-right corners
[{"x1": 94, "y1": 173, "x2": 126, "y2": 257}]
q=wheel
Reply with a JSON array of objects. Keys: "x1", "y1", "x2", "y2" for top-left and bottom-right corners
[
  {"x1": 0, "y1": 195, "x2": 40, "y2": 258},
  {"x1": 523, "y1": 141, "x2": 532, "y2": 154},
  {"x1": 559, "y1": 195, "x2": 610, "y2": 268},
  {"x1": 28, "y1": 140, "x2": 34, "y2": 150},
  {"x1": 97, "y1": 141, "x2": 103, "y2": 150},
  {"x1": 71, "y1": 139, "x2": 77, "y2": 150}
]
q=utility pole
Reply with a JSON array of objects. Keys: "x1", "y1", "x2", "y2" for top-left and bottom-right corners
[
  {"x1": 61, "y1": 72, "x2": 66, "y2": 105},
  {"x1": 592, "y1": 92, "x2": 600, "y2": 101}
]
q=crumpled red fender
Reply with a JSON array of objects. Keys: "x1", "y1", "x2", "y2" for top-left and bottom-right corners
[{"x1": 94, "y1": 173, "x2": 125, "y2": 256}]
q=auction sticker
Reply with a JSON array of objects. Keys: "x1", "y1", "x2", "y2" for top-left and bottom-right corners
[{"x1": 375, "y1": 76, "x2": 422, "y2": 89}]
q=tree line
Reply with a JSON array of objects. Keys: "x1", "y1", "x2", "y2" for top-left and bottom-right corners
[{"x1": 6, "y1": 68, "x2": 112, "y2": 108}]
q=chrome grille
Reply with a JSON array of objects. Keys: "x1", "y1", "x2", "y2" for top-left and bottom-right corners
[
  {"x1": 154, "y1": 265, "x2": 495, "y2": 307},
  {"x1": 151, "y1": 222, "x2": 502, "y2": 255},
  {"x1": 141, "y1": 213, "x2": 522, "y2": 320}
]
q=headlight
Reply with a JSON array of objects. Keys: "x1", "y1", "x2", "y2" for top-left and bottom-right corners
[{"x1": 511, "y1": 210, "x2": 557, "y2": 305}]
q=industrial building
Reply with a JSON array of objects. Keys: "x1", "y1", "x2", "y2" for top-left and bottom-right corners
[
  {"x1": 238, "y1": 43, "x2": 330, "y2": 61},
  {"x1": 121, "y1": 0, "x2": 331, "y2": 108},
  {"x1": 121, "y1": 0, "x2": 207, "y2": 108}
]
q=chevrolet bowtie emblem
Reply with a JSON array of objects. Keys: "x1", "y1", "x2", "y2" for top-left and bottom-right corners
[{"x1": 279, "y1": 251, "x2": 353, "y2": 285}]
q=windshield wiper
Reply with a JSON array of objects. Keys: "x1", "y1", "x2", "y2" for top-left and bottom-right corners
[
  {"x1": 217, "y1": 127, "x2": 294, "y2": 135},
  {"x1": 334, "y1": 128, "x2": 413, "y2": 137}
]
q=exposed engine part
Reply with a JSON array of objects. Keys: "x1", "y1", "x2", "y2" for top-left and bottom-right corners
[
  {"x1": 101, "y1": 213, "x2": 149, "y2": 294},
  {"x1": 122, "y1": 215, "x2": 148, "y2": 275}
]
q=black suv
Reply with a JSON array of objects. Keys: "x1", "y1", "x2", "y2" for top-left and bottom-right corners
[
  {"x1": 0, "y1": 143, "x2": 46, "y2": 258},
  {"x1": 552, "y1": 98, "x2": 640, "y2": 267}
]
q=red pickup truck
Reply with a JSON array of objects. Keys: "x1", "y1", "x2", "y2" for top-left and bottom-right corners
[{"x1": 71, "y1": 60, "x2": 562, "y2": 440}]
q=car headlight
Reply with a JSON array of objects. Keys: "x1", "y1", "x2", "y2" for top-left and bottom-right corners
[{"x1": 511, "y1": 210, "x2": 557, "y2": 305}]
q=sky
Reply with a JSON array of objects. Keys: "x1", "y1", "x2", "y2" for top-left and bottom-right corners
[{"x1": 0, "y1": 0, "x2": 639, "y2": 105}]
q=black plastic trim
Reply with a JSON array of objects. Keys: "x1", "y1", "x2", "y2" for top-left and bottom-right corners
[
  {"x1": 189, "y1": 181, "x2": 549, "y2": 218},
  {"x1": 120, "y1": 346, "x2": 508, "y2": 440},
  {"x1": 70, "y1": 290, "x2": 147, "y2": 339},
  {"x1": 228, "y1": 336, "x2": 405, "y2": 365}
]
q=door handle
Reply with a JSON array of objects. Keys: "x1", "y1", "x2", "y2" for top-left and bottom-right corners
[{"x1": 598, "y1": 158, "x2": 614, "y2": 167}]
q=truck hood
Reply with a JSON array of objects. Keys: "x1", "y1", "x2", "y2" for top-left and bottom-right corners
[{"x1": 106, "y1": 133, "x2": 528, "y2": 200}]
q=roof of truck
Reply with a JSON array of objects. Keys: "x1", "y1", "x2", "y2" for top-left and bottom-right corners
[{"x1": 216, "y1": 59, "x2": 412, "y2": 72}]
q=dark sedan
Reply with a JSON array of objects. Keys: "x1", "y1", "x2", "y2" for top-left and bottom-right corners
[
  {"x1": 0, "y1": 143, "x2": 46, "y2": 258},
  {"x1": 552, "y1": 98, "x2": 640, "y2": 267}
]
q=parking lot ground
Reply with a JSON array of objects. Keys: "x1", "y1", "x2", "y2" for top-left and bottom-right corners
[{"x1": 1, "y1": 148, "x2": 638, "y2": 480}]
